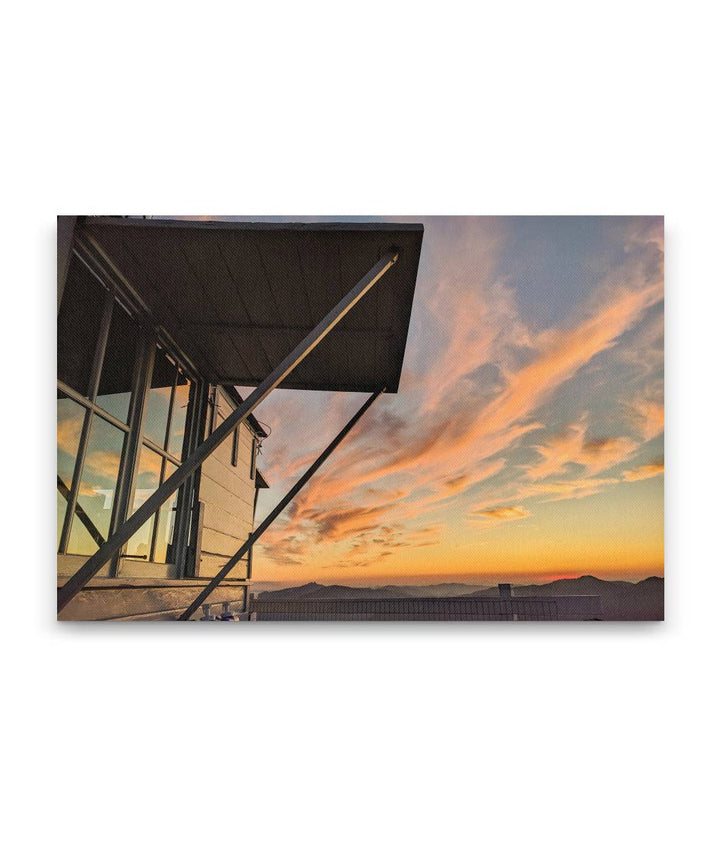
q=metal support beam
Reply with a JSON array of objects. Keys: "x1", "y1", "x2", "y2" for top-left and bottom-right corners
[
  {"x1": 178, "y1": 390, "x2": 382, "y2": 620},
  {"x1": 57, "y1": 476, "x2": 105, "y2": 549},
  {"x1": 57, "y1": 251, "x2": 399, "y2": 615}
]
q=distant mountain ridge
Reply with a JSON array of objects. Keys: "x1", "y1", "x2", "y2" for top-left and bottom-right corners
[
  {"x1": 256, "y1": 581, "x2": 491, "y2": 600},
  {"x1": 255, "y1": 576, "x2": 664, "y2": 620}
]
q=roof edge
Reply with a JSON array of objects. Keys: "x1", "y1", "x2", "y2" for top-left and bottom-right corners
[{"x1": 79, "y1": 216, "x2": 424, "y2": 234}]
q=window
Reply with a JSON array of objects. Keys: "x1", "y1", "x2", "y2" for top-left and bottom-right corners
[
  {"x1": 154, "y1": 463, "x2": 178, "y2": 564},
  {"x1": 168, "y1": 376, "x2": 190, "y2": 459},
  {"x1": 127, "y1": 346, "x2": 192, "y2": 564},
  {"x1": 125, "y1": 446, "x2": 162, "y2": 560},
  {"x1": 57, "y1": 251, "x2": 197, "y2": 575},
  {"x1": 57, "y1": 397, "x2": 85, "y2": 551},
  {"x1": 66, "y1": 415, "x2": 125, "y2": 556},
  {"x1": 143, "y1": 348, "x2": 177, "y2": 447},
  {"x1": 57, "y1": 257, "x2": 138, "y2": 559}
]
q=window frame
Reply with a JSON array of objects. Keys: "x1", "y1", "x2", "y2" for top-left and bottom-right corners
[
  {"x1": 57, "y1": 246, "x2": 202, "y2": 577},
  {"x1": 128, "y1": 346, "x2": 193, "y2": 565},
  {"x1": 57, "y1": 255, "x2": 131, "y2": 556}
]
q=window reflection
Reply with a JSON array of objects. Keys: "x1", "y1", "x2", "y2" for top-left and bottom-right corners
[
  {"x1": 155, "y1": 463, "x2": 178, "y2": 564},
  {"x1": 143, "y1": 349, "x2": 176, "y2": 447},
  {"x1": 67, "y1": 415, "x2": 125, "y2": 556},
  {"x1": 57, "y1": 397, "x2": 86, "y2": 550},
  {"x1": 125, "y1": 446, "x2": 162, "y2": 561},
  {"x1": 96, "y1": 300, "x2": 139, "y2": 424},
  {"x1": 167, "y1": 374, "x2": 189, "y2": 458},
  {"x1": 57, "y1": 275, "x2": 194, "y2": 574}
]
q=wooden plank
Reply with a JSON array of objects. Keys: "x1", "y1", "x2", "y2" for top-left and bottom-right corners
[
  {"x1": 205, "y1": 442, "x2": 256, "y2": 489},
  {"x1": 199, "y1": 527, "x2": 247, "y2": 557},
  {"x1": 201, "y1": 501, "x2": 253, "y2": 541},
  {"x1": 199, "y1": 552, "x2": 249, "y2": 580},
  {"x1": 201, "y1": 456, "x2": 255, "y2": 504},
  {"x1": 57, "y1": 582, "x2": 249, "y2": 621},
  {"x1": 198, "y1": 473, "x2": 255, "y2": 520}
]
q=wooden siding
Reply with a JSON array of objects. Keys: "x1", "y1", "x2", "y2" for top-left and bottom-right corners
[
  {"x1": 56, "y1": 579, "x2": 249, "y2": 621},
  {"x1": 196, "y1": 387, "x2": 257, "y2": 580}
]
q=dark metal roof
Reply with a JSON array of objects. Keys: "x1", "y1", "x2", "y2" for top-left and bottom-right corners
[{"x1": 77, "y1": 217, "x2": 424, "y2": 393}]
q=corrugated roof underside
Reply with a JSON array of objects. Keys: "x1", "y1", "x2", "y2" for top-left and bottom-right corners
[{"x1": 80, "y1": 220, "x2": 423, "y2": 393}]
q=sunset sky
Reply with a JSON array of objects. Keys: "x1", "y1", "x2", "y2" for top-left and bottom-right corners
[{"x1": 239, "y1": 216, "x2": 664, "y2": 586}]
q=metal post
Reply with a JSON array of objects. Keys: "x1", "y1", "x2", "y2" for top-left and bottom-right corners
[
  {"x1": 57, "y1": 252, "x2": 399, "y2": 614},
  {"x1": 178, "y1": 390, "x2": 382, "y2": 620}
]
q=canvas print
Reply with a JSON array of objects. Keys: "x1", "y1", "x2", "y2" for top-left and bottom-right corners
[{"x1": 56, "y1": 216, "x2": 664, "y2": 621}]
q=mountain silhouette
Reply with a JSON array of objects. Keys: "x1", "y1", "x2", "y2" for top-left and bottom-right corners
[{"x1": 257, "y1": 581, "x2": 490, "y2": 601}]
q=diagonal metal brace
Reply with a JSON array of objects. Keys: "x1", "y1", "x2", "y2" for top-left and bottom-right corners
[
  {"x1": 178, "y1": 390, "x2": 383, "y2": 620},
  {"x1": 58, "y1": 252, "x2": 399, "y2": 615}
]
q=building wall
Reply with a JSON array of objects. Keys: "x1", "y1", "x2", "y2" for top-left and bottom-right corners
[
  {"x1": 196, "y1": 386, "x2": 258, "y2": 581},
  {"x1": 57, "y1": 233, "x2": 263, "y2": 619}
]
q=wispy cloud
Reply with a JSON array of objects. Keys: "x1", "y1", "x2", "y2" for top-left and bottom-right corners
[
  {"x1": 524, "y1": 421, "x2": 639, "y2": 480},
  {"x1": 249, "y1": 217, "x2": 664, "y2": 580}
]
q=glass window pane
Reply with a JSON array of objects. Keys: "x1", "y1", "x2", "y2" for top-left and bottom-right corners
[
  {"x1": 167, "y1": 373, "x2": 190, "y2": 459},
  {"x1": 154, "y1": 463, "x2": 178, "y2": 564},
  {"x1": 96, "y1": 300, "x2": 140, "y2": 423},
  {"x1": 57, "y1": 257, "x2": 107, "y2": 397},
  {"x1": 143, "y1": 349, "x2": 176, "y2": 447},
  {"x1": 67, "y1": 415, "x2": 125, "y2": 556},
  {"x1": 57, "y1": 396, "x2": 87, "y2": 550},
  {"x1": 125, "y1": 446, "x2": 163, "y2": 561}
]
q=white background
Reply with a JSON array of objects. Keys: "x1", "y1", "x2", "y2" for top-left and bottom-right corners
[{"x1": 3, "y1": 2, "x2": 718, "y2": 854}]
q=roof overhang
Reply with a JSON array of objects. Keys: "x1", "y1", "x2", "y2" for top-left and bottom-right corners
[{"x1": 76, "y1": 217, "x2": 424, "y2": 394}]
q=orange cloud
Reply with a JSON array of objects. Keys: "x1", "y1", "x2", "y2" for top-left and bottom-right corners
[
  {"x1": 470, "y1": 505, "x2": 531, "y2": 522},
  {"x1": 630, "y1": 398, "x2": 664, "y2": 441},
  {"x1": 622, "y1": 460, "x2": 664, "y2": 482}
]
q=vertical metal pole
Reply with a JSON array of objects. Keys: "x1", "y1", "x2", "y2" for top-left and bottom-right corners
[
  {"x1": 58, "y1": 251, "x2": 399, "y2": 614},
  {"x1": 178, "y1": 390, "x2": 382, "y2": 620},
  {"x1": 174, "y1": 377, "x2": 207, "y2": 577},
  {"x1": 108, "y1": 332, "x2": 154, "y2": 576}
]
